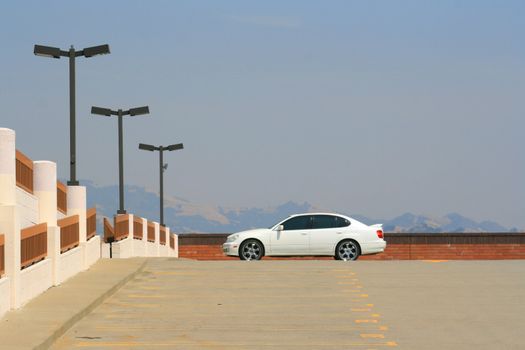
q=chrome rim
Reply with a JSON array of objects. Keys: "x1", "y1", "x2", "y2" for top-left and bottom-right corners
[
  {"x1": 241, "y1": 241, "x2": 261, "y2": 261},
  {"x1": 338, "y1": 241, "x2": 358, "y2": 261}
]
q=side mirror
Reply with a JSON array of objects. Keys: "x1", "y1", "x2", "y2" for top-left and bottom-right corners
[{"x1": 276, "y1": 225, "x2": 284, "y2": 231}]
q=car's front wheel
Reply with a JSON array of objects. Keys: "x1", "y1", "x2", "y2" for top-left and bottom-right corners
[
  {"x1": 239, "y1": 239, "x2": 264, "y2": 261},
  {"x1": 335, "y1": 240, "x2": 360, "y2": 261}
]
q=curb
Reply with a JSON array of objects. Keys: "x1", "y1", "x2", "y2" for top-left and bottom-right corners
[{"x1": 34, "y1": 259, "x2": 148, "y2": 350}]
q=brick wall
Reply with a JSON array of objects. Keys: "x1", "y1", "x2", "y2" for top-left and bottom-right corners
[{"x1": 178, "y1": 232, "x2": 525, "y2": 261}]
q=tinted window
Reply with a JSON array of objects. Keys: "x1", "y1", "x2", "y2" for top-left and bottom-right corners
[
  {"x1": 282, "y1": 216, "x2": 312, "y2": 230},
  {"x1": 335, "y1": 217, "x2": 351, "y2": 228},
  {"x1": 312, "y1": 215, "x2": 338, "y2": 229}
]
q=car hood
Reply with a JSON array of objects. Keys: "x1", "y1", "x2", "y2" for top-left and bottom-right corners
[{"x1": 232, "y1": 228, "x2": 271, "y2": 237}]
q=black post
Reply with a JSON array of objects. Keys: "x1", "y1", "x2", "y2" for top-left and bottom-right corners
[
  {"x1": 68, "y1": 45, "x2": 79, "y2": 186},
  {"x1": 159, "y1": 146, "x2": 164, "y2": 226},
  {"x1": 117, "y1": 109, "x2": 126, "y2": 214}
]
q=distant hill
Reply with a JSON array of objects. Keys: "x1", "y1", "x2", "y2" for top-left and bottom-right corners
[{"x1": 81, "y1": 181, "x2": 517, "y2": 233}]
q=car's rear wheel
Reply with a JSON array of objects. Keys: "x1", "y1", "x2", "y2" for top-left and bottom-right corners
[
  {"x1": 335, "y1": 240, "x2": 360, "y2": 261},
  {"x1": 239, "y1": 239, "x2": 264, "y2": 261}
]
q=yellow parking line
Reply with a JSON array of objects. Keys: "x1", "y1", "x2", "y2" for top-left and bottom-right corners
[
  {"x1": 361, "y1": 334, "x2": 385, "y2": 339},
  {"x1": 355, "y1": 319, "x2": 379, "y2": 324}
]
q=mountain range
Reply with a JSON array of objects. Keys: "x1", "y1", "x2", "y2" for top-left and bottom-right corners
[{"x1": 82, "y1": 181, "x2": 519, "y2": 234}]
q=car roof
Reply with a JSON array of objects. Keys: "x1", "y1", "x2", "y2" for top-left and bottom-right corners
[{"x1": 289, "y1": 212, "x2": 348, "y2": 218}]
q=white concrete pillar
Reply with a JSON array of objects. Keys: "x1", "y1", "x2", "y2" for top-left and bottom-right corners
[
  {"x1": 154, "y1": 222, "x2": 160, "y2": 257},
  {"x1": 166, "y1": 227, "x2": 171, "y2": 257},
  {"x1": 128, "y1": 214, "x2": 134, "y2": 256},
  {"x1": 67, "y1": 186, "x2": 87, "y2": 268},
  {"x1": 174, "y1": 233, "x2": 179, "y2": 258},
  {"x1": 33, "y1": 161, "x2": 57, "y2": 226},
  {"x1": 0, "y1": 128, "x2": 16, "y2": 206},
  {"x1": 142, "y1": 218, "x2": 147, "y2": 257},
  {"x1": 0, "y1": 128, "x2": 20, "y2": 308},
  {"x1": 67, "y1": 186, "x2": 86, "y2": 243},
  {"x1": 33, "y1": 161, "x2": 60, "y2": 285}
]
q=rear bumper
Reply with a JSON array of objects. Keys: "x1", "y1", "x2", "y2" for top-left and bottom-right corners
[{"x1": 361, "y1": 240, "x2": 387, "y2": 255}]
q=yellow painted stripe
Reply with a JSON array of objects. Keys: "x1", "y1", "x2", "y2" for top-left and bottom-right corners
[
  {"x1": 361, "y1": 334, "x2": 385, "y2": 339},
  {"x1": 355, "y1": 319, "x2": 379, "y2": 324}
]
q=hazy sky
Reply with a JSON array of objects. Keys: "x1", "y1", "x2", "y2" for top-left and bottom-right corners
[{"x1": 1, "y1": 1, "x2": 524, "y2": 227}]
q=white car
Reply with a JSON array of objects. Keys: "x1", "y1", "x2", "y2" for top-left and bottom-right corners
[{"x1": 222, "y1": 213, "x2": 386, "y2": 261}]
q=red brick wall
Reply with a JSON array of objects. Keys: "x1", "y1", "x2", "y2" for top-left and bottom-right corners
[
  {"x1": 178, "y1": 233, "x2": 525, "y2": 261},
  {"x1": 179, "y1": 243, "x2": 525, "y2": 261}
]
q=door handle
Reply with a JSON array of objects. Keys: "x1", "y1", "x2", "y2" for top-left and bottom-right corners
[
  {"x1": 301, "y1": 233, "x2": 308, "y2": 235},
  {"x1": 336, "y1": 232, "x2": 343, "y2": 234}
]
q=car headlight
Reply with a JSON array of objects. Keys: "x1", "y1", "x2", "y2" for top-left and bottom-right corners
[{"x1": 226, "y1": 234, "x2": 239, "y2": 243}]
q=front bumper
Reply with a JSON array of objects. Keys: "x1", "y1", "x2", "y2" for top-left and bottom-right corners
[{"x1": 222, "y1": 242, "x2": 240, "y2": 257}]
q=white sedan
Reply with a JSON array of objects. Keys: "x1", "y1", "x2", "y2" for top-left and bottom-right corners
[{"x1": 222, "y1": 213, "x2": 386, "y2": 261}]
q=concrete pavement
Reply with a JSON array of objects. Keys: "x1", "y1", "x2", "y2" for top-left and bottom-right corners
[
  {"x1": 1, "y1": 259, "x2": 524, "y2": 349},
  {"x1": 0, "y1": 258, "x2": 147, "y2": 350}
]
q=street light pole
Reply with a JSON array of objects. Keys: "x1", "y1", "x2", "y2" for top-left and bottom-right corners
[
  {"x1": 34, "y1": 44, "x2": 110, "y2": 186},
  {"x1": 139, "y1": 142, "x2": 184, "y2": 226},
  {"x1": 69, "y1": 46, "x2": 77, "y2": 185},
  {"x1": 92, "y1": 106, "x2": 150, "y2": 214},
  {"x1": 118, "y1": 109, "x2": 125, "y2": 214},
  {"x1": 159, "y1": 146, "x2": 164, "y2": 225}
]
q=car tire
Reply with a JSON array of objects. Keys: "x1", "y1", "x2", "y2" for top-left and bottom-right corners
[
  {"x1": 335, "y1": 240, "x2": 360, "y2": 261},
  {"x1": 239, "y1": 239, "x2": 264, "y2": 261}
]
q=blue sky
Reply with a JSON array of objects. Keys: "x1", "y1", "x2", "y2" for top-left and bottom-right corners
[{"x1": 0, "y1": 1, "x2": 524, "y2": 227}]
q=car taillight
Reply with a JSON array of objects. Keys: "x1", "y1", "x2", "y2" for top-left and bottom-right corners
[{"x1": 376, "y1": 230, "x2": 384, "y2": 239}]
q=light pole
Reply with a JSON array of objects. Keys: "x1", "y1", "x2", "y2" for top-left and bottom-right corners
[
  {"x1": 34, "y1": 44, "x2": 110, "y2": 186},
  {"x1": 92, "y1": 106, "x2": 150, "y2": 214},
  {"x1": 138, "y1": 142, "x2": 184, "y2": 226}
]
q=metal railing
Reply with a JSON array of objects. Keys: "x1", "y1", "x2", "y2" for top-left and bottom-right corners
[
  {"x1": 57, "y1": 181, "x2": 67, "y2": 214},
  {"x1": 86, "y1": 208, "x2": 97, "y2": 241},
  {"x1": 103, "y1": 218, "x2": 115, "y2": 243},
  {"x1": 16, "y1": 150, "x2": 34, "y2": 194},
  {"x1": 58, "y1": 215, "x2": 79, "y2": 253},
  {"x1": 0, "y1": 234, "x2": 4, "y2": 276},
  {"x1": 114, "y1": 214, "x2": 130, "y2": 241},
  {"x1": 21, "y1": 223, "x2": 47, "y2": 269},
  {"x1": 133, "y1": 215, "x2": 143, "y2": 240},
  {"x1": 160, "y1": 226, "x2": 166, "y2": 245},
  {"x1": 147, "y1": 221, "x2": 155, "y2": 242}
]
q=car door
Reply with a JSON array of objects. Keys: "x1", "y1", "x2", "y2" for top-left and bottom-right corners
[
  {"x1": 309, "y1": 215, "x2": 349, "y2": 255},
  {"x1": 269, "y1": 215, "x2": 312, "y2": 255}
]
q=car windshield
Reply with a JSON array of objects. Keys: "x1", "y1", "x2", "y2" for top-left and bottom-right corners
[{"x1": 269, "y1": 218, "x2": 283, "y2": 229}]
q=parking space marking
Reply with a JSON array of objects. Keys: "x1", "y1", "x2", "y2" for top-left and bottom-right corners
[
  {"x1": 361, "y1": 334, "x2": 385, "y2": 339},
  {"x1": 52, "y1": 261, "x2": 402, "y2": 349},
  {"x1": 355, "y1": 319, "x2": 379, "y2": 324}
]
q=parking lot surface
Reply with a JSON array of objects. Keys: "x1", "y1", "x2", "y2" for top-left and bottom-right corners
[{"x1": 51, "y1": 259, "x2": 525, "y2": 349}]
